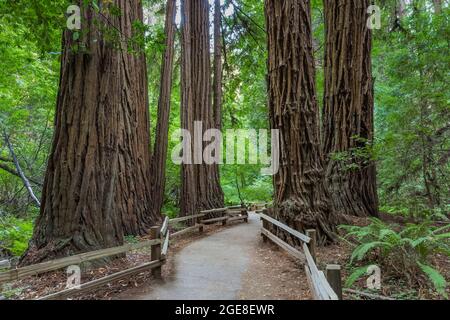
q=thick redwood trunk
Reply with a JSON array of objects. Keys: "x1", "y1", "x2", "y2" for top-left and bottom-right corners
[
  {"x1": 213, "y1": 0, "x2": 223, "y2": 131},
  {"x1": 180, "y1": 0, "x2": 197, "y2": 217},
  {"x1": 116, "y1": 0, "x2": 157, "y2": 235},
  {"x1": 265, "y1": 0, "x2": 337, "y2": 244},
  {"x1": 181, "y1": 0, "x2": 224, "y2": 216},
  {"x1": 21, "y1": 0, "x2": 156, "y2": 265},
  {"x1": 151, "y1": 0, "x2": 177, "y2": 216},
  {"x1": 322, "y1": 0, "x2": 379, "y2": 218}
]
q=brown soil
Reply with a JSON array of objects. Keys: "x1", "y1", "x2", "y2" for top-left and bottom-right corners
[
  {"x1": 4, "y1": 222, "x2": 230, "y2": 300},
  {"x1": 238, "y1": 238, "x2": 311, "y2": 300}
]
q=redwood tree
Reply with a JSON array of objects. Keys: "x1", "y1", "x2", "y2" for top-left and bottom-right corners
[
  {"x1": 151, "y1": 0, "x2": 177, "y2": 216},
  {"x1": 21, "y1": 0, "x2": 157, "y2": 264},
  {"x1": 213, "y1": 0, "x2": 223, "y2": 131},
  {"x1": 115, "y1": 0, "x2": 157, "y2": 235},
  {"x1": 180, "y1": 0, "x2": 224, "y2": 216},
  {"x1": 265, "y1": 0, "x2": 337, "y2": 244},
  {"x1": 322, "y1": 0, "x2": 379, "y2": 218}
]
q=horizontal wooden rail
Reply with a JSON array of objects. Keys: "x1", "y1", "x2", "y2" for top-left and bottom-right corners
[
  {"x1": 261, "y1": 228, "x2": 305, "y2": 261},
  {"x1": 200, "y1": 207, "x2": 228, "y2": 214},
  {"x1": 38, "y1": 260, "x2": 163, "y2": 300},
  {"x1": 201, "y1": 216, "x2": 229, "y2": 224},
  {"x1": 0, "y1": 204, "x2": 247, "y2": 299},
  {"x1": 171, "y1": 224, "x2": 203, "y2": 238},
  {"x1": 227, "y1": 205, "x2": 244, "y2": 210},
  {"x1": 0, "y1": 239, "x2": 160, "y2": 284},
  {"x1": 259, "y1": 210, "x2": 341, "y2": 300},
  {"x1": 303, "y1": 243, "x2": 338, "y2": 300},
  {"x1": 227, "y1": 215, "x2": 248, "y2": 223},
  {"x1": 169, "y1": 214, "x2": 206, "y2": 224},
  {"x1": 259, "y1": 212, "x2": 311, "y2": 243}
]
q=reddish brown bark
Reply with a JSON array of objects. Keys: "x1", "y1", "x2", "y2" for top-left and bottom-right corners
[
  {"x1": 115, "y1": 0, "x2": 157, "y2": 235},
  {"x1": 151, "y1": 0, "x2": 177, "y2": 216},
  {"x1": 180, "y1": 0, "x2": 224, "y2": 216},
  {"x1": 213, "y1": 0, "x2": 223, "y2": 131},
  {"x1": 265, "y1": 0, "x2": 337, "y2": 244},
  {"x1": 21, "y1": 0, "x2": 158, "y2": 265},
  {"x1": 322, "y1": 0, "x2": 379, "y2": 218}
]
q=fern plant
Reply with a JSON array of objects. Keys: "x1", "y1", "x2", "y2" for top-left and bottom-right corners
[{"x1": 340, "y1": 219, "x2": 450, "y2": 298}]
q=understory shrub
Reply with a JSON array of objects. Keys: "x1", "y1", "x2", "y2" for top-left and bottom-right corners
[
  {"x1": 0, "y1": 215, "x2": 33, "y2": 257},
  {"x1": 340, "y1": 219, "x2": 450, "y2": 297}
]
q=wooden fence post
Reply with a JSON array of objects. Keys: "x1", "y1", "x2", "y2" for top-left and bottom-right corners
[
  {"x1": 150, "y1": 226, "x2": 162, "y2": 279},
  {"x1": 261, "y1": 210, "x2": 268, "y2": 242},
  {"x1": 326, "y1": 264, "x2": 343, "y2": 300},
  {"x1": 222, "y1": 210, "x2": 228, "y2": 226},
  {"x1": 197, "y1": 214, "x2": 204, "y2": 233},
  {"x1": 306, "y1": 229, "x2": 317, "y2": 262},
  {"x1": 242, "y1": 204, "x2": 249, "y2": 223}
]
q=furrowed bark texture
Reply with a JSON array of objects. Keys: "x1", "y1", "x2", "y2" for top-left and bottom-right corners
[
  {"x1": 181, "y1": 0, "x2": 224, "y2": 216},
  {"x1": 115, "y1": 0, "x2": 157, "y2": 235},
  {"x1": 322, "y1": 0, "x2": 379, "y2": 218},
  {"x1": 21, "y1": 0, "x2": 157, "y2": 265},
  {"x1": 265, "y1": 0, "x2": 337, "y2": 244},
  {"x1": 213, "y1": 0, "x2": 223, "y2": 131},
  {"x1": 151, "y1": 0, "x2": 177, "y2": 216}
]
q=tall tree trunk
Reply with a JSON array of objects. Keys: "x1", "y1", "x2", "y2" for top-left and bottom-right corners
[
  {"x1": 151, "y1": 0, "x2": 177, "y2": 216},
  {"x1": 322, "y1": 0, "x2": 379, "y2": 218},
  {"x1": 180, "y1": 0, "x2": 197, "y2": 217},
  {"x1": 181, "y1": 0, "x2": 224, "y2": 216},
  {"x1": 265, "y1": 0, "x2": 337, "y2": 244},
  {"x1": 115, "y1": 0, "x2": 157, "y2": 235},
  {"x1": 21, "y1": 0, "x2": 156, "y2": 265},
  {"x1": 213, "y1": 0, "x2": 223, "y2": 131}
]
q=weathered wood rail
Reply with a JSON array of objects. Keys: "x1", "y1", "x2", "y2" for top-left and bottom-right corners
[
  {"x1": 0, "y1": 204, "x2": 248, "y2": 300},
  {"x1": 259, "y1": 209, "x2": 343, "y2": 300}
]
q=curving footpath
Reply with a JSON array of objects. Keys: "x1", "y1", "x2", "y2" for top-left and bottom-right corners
[{"x1": 130, "y1": 213, "x2": 261, "y2": 300}]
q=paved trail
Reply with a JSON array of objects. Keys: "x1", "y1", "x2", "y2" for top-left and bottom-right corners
[{"x1": 132, "y1": 213, "x2": 261, "y2": 300}]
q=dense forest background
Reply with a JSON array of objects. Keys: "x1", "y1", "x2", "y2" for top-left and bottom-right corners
[{"x1": 0, "y1": 0, "x2": 448, "y2": 297}]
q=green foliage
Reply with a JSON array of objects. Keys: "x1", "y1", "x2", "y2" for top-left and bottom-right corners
[
  {"x1": 341, "y1": 219, "x2": 450, "y2": 297},
  {"x1": 373, "y1": 6, "x2": 450, "y2": 218},
  {"x1": 0, "y1": 215, "x2": 33, "y2": 257},
  {"x1": 330, "y1": 136, "x2": 376, "y2": 172},
  {"x1": 124, "y1": 235, "x2": 139, "y2": 244},
  {"x1": 344, "y1": 265, "x2": 371, "y2": 288},
  {"x1": 417, "y1": 261, "x2": 447, "y2": 298}
]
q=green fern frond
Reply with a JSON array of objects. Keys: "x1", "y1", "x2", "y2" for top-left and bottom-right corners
[
  {"x1": 417, "y1": 261, "x2": 448, "y2": 298},
  {"x1": 345, "y1": 265, "x2": 370, "y2": 288}
]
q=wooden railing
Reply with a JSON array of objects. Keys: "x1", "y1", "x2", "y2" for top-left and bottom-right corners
[
  {"x1": 171, "y1": 204, "x2": 249, "y2": 237},
  {"x1": 259, "y1": 209, "x2": 343, "y2": 300},
  {"x1": 0, "y1": 204, "x2": 248, "y2": 300}
]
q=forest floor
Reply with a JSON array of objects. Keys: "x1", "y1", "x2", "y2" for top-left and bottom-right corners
[
  {"x1": 4, "y1": 213, "x2": 311, "y2": 300},
  {"x1": 117, "y1": 213, "x2": 311, "y2": 300},
  {"x1": 3, "y1": 213, "x2": 447, "y2": 300}
]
